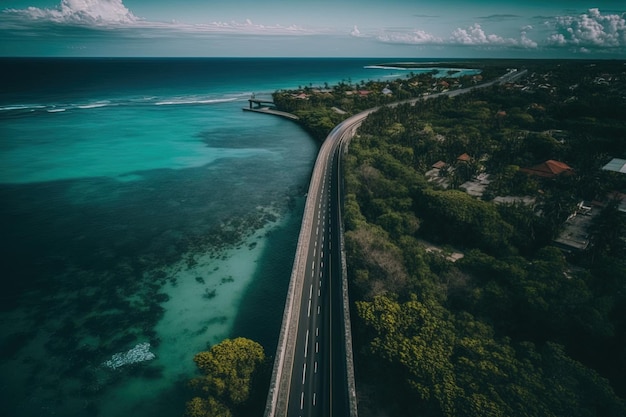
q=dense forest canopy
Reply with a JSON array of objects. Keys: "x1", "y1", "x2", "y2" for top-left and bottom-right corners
[
  {"x1": 184, "y1": 338, "x2": 267, "y2": 417},
  {"x1": 275, "y1": 60, "x2": 626, "y2": 417}
]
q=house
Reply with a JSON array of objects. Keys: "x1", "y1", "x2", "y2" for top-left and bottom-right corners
[
  {"x1": 457, "y1": 153, "x2": 472, "y2": 163},
  {"x1": 432, "y1": 160, "x2": 447, "y2": 170},
  {"x1": 602, "y1": 158, "x2": 626, "y2": 174},
  {"x1": 520, "y1": 160, "x2": 574, "y2": 178},
  {"x1": 382, "y1": 87, "x2": 393, "y2": 95}
]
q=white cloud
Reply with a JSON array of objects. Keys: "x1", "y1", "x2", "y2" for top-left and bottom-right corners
[
  {"x1": 374, "y1": 23, "x2": 537, "y2": 49},
  {"x1": 2, "y1": 0, "x2": 318, "y2": 36},
  {"x1": 450, "y1": 23, "x2": 516, "y2": 45},
  {"x1": 548, "y1": 8, "x2": 626, "y2": 48},
  {"x1": 351, "y1": 25, "x2": 362, "y2": 37},
  {"x1": 6, "y1": 0, "x2": 138, "y2": 25},
  {"x1": 520, "y1": 32, "x2": 537, "y2": 48},
  {"x1": 377, "y1": 29, "x2": 443, "y2": 44}
]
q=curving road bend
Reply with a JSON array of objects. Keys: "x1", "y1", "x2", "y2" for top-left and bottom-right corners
[{"x1": 265, "y1": 68, "x2": 525, "y2": 417}]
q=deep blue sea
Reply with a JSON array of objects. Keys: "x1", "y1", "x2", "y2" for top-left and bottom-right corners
[{"x1": 0, "y1": 58, "x2": 440, "y2": 417}]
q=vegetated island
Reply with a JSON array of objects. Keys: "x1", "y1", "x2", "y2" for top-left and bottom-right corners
[{"x1": 271, "y1": 59, "x2": 626, "y2": 417}]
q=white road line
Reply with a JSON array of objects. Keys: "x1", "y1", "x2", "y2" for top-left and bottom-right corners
[
  {"x1": 308, "y1": 299, "x2": 312, "y2": 317},
  {"x1": 301, "y1": 392, "x2": 305, "y2": 410},
  {"x1": 309, "y1": 284, "x2": 313, "y2": 299},
  {"x1": 316, "y1": 342, "x2": 319, "y2": 353},
  {"x1": 318, "y1": 288, "x2": 321, "y2": 297},
  {"x1": 316, "y1": 327, "x2": 319, "y2": 337},
  {"x1": 314, "y1": 361, "x2": 318, "y2": 373},
  {"x1": 302, "y1": 363, "x2": 307, "y2": 384},
  {"x1": 313, "y1": 392, "x2": 317, "y2": 406},
  {"x1": 305, "y1": 330, "x2": 309, "y2": 357},
  {"x1": 317, "y1": 305, "x2": 321, "y2": 315}
]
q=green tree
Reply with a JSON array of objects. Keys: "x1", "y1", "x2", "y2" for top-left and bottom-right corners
[{"x1": 186, "y1": 338, "x2": 265, "y2": 417}]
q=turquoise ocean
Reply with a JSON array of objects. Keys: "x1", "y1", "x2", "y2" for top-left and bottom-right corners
[{"x1": 0, "y1": 58, "x2": 464, "y2": 416}]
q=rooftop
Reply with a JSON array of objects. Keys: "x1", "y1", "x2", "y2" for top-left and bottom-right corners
[
  {"x1": 602, "y1": 158, "x2": 626, "y2": 174},
  {"x1": 520, "y1": 159, "x2": 573, "y2": 178}
]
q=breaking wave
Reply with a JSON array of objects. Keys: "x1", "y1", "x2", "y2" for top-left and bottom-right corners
[
  {"x1": 0, "y1": 93, "x2": 249, "y2": 116},
  {"x1": 102, "y1": 342, "x2": 156, "y2": 370},
  {"x1": 155, "y1": 97, "x2": 238, "y2": 106}
]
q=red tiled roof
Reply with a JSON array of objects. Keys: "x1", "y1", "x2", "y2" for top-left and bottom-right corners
[
  {"x1": 432, "y1": 160, "x2": 447, "y2": 169},
  {"x1": 457, "y1": 153, "x2": 471, "y2": 162},
  {"x1": 520, "y1": 160, "x2": 574, "y2": 178}
]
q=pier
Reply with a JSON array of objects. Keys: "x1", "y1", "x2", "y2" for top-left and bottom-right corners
[{"x1": 243, "y1": 97, "x2": 299, "y2": 120}]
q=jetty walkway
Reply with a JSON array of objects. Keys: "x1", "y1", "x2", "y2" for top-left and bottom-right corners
[{"x1": 243, "y1": 98, "x2": 299, "y2": 120}]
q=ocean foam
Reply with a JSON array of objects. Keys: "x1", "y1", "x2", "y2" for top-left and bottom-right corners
[
  {"x1": 103, "y1": 342, "x2": 156, "y2": 370},
  {"x1": 78, "y1": 101, "x2": 111, "y2": 109},
  {"x1": 154, "y1": 97, "x2": 238, "y2": 106},
  {"x1": 0, "y1": 104, "x2": 45, "y2": 111}
]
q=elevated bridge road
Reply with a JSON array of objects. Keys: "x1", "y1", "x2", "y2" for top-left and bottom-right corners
[{"x1": 265, "y1": 68, "x2": 526, "y2": 417}]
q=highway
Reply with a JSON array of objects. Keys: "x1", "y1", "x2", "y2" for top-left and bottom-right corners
[
  {"x1": 284, "y1": 111, "x2": 372, "y2": 417},
  {"x1": 264, "y1": 68, "x2": 525, "y2": 417}
]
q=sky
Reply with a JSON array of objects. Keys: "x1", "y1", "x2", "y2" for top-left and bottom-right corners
[{"x1": 1, "y1": 0, "x2": 625, "y2": 58}]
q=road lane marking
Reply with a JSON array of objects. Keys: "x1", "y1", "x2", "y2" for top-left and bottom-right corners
[
  {"x1": 316, "y1": 327, "x2": 319, "y2": 336},
  {"x1": 302, "y1": 363, "x2": 307, "y2": 384},
  {"x1": 314, "y1": 361, "x2": 318, "y2": 373},
  {"x1": 301, "y1": 392, "x2": 305, "y2": 410},
  {"x1": 317, "y1": 305, "x2": 321, "y2": 315},
  {"x1": 309, "y1": 284, "x2": 313, "y2": 299},
  {"x1": 313, "y1": 393, "x2": 317, "y2": 406},
  {"x1": 308, "y1": 299, "x2": 312, "y2": 317},
  {"x1": 305, "y1": 330, "x2": 309, "y2": 357},
  {"x1": 316, "y1": 342, "x2": 319, "y2": 353}
]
